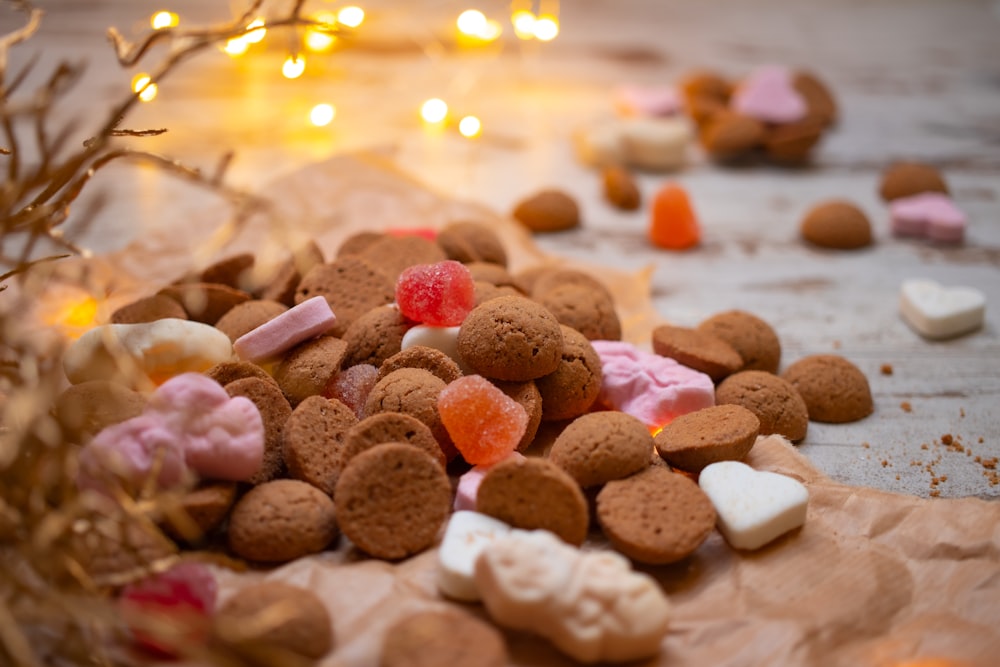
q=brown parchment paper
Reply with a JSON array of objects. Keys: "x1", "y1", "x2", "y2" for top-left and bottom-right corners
[{"x1": 35, "y1": 154, "x2": 1000, "y2": 667}]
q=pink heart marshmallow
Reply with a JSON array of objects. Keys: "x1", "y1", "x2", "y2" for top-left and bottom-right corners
[
  {"x1": 233, "y1": 295, "x2": 336, "y2": 362},
  {"x1": 732, "y1": 66, "x2": 808, "y2": 124},
  {"x1": 890, "y1": 192, "x2": 966, "y2": 243},
  {"x1": 77, "y1": 414, "x2": 189, "y2": 494}
]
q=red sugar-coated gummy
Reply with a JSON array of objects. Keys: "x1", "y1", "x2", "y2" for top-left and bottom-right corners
[
  {"x1": 396, "y1": 260, "x2": 476, "y2": 327},
  {"x1": 119, "y1": 562, "x2": 217, "y2": 658},
  {"x1": 386, "y1": 227, "x2": 438, "y2": 241},
  {"x1": 438, "y1": 375, "x2": 529, "y2": 466},
  {"x1": 326, "y1": 363, "x2": 379, "y2": 418},
  {"x1": 649, "y1": 183, "x2": 701, "y2": 251}
]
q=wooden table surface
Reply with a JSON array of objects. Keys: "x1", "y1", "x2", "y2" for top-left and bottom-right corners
[{"x1": 9, "y1": 0, "x2": 1000, "y2": 498}]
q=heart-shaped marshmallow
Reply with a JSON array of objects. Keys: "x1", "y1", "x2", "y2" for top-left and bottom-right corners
[
  {"x1": 699, "y1": 460, "x2": 808, "y2": 550},
  {"x1": 437, "y1": 510, "x2": 512, "y2": 601},
  {"x1": 731, "y1": 66, "x2": 808, "y2": 124},
  {"x1": 899, "y1": 279, "x2": 986, "y2": 340},
  {"x1": 890, "y1": 192, "x2": 966, "y2": 243}
]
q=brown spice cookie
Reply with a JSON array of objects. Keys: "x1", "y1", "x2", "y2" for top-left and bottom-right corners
[
  {"x1": 549, "y1": 411, "x2": 653, "y2": 488},
  {"x1": 214, "y1": 299, "x2": 288, "y2": 342},
  {"x1": 337, "y1": 231, "x2": 384, "y2": 257},
  {"x1": 54, "y1": 380, "x2": 145, "y2": 442},
  {"x1": 781, "y1": 354, "x2": 874, "y2": 423},
  {"x1": 380, "y1": 608, "x2": 507, "y2": 667},
  {"x1": 476, "y1": 457, "x2": 589, "y2": 546},
  {"x1": 603, "y1": 165, "x2": 641, "y2": 211},
  {"x1": 535, "y1": 325, "x2": 603, "y2": 422},
  {"x1": 162, "y1": 481, "x2": 237, "y2": 543},
  {"x1": 697, "y1": 310, "x2": 781, "y2": 374},
  {"x1": 363, "y1": 368, "x2": 452, "y2": 457},
  {"x1": 792, "y1": 70, "x2": 838, "y2": 126},
  {"x1": 204, "y1": 360, "x2": 278, "y2": 388},
  {"x1": 680, "y1": 70, "x2": 731, "y2": 104},
  {"x1": 283, "y1": 396, "x2": 358, "y2": 495},
  {"x1": 225, "y1": 377, "x2": 292, "y2": 484},
  {"x1": 437, "y1": 221, "x2": 508, "y2": 267},
  {"x1": 199, "y1": 253, "x2": 256, "y2": 291},
  {"x1": 474, "y1": 281, "x2": 522, "y2": 306},
  {"x1": 214, "y1": 582, "x2": 333, "y2": 660},
  {"x1": 457, "y1": 295, "x2": 563, "y2": 382},
  {"x1": 273, "y1": 335, "x2": 349, "y2": 406},
  {"x1": 715, "y1": 370, "x2": 809, "y2": 442},
  {"x1": 654, "y1": 404, "x2": 760, "y2": 472},
  {"x1": 342, "y1": 304, "x2": 411, "y2": 368},
  {"x1": 652, "y1": 324, "x2": 743, "y2": 382},
  {"x1": 228, "y1": 479, "x2": 339, "y2": 562},
  {"x1": 258, "y1": 241, "x2": 325, "y2": 307},
  {"x1": 334, "y1": 443, "x2": 452, "y2": 560},
  {"x1": 493, "y1": 380, "x2": 542, "y2": 451},
  {"x1": 70, "y1": 509, "x2": 178, "y2": 585},
  {"x1": 510, "y1": 265, "x2": 550, "y2": 295},
  {"x1": 110, "y1": 294, "x2": 188, "y2": 324},
  {"x1": 529, "y1": 268, "x2": 614, "y2": 304},
  {"x1": 357, "y1": 234, "x2": 447, "y2": 283},
  {"x1": 464, "y1": 262, "x2": 519, "y2": 289},
  {"x1": 343, "y1": 412, "x2": 445, "y2": 468},
  {"x1": 800, "y1": 200, "x2": 873, "y2": 250},
  {"x1": 536, "y1": 284, "x2": 622, "y2": 342},
  {"x1": 377, "y1": 345, "x2": 463, "y2": 385},
  {"x1": 512, "y1": 189, "x2": 581, "y2": 233},
  {"x1": 700, "y1": 111, "x2": 765, "y2": 159},
  {"x1": 596, "y1": 466, "x2": 715, "y2": 564},
  {"x1": 158, "y1": 283, "x2": 251, "y2": 325},
  {"x1": 295, "y1": 256, "x2": 395, "y2": 337},
  {"x1": 763, "y1": 117, "x2": 825, "y2": 164},
  {"x1": 878, "y1": 161, "x2": 949, "y2": 202}
]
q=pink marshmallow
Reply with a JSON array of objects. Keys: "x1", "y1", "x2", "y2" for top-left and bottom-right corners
[
  {"x1": 454, "y1": 451, "x2": 526, "y2": 512},
  {"x1": 890, "y1": 192, "x2": 966, "y2": 243},
  {"x1": 77, "y1": 414, "x2": 189, "y2": 494},
  {"x1": 591, "y1": 340, "x2": 715, "y2": 430},
  {"x1": 731, "y1": 66, "x2": 808, "y2": 125},
  {"x1": 233, "y1": 295, "x2": 336, "y2": 362},
  {"x1": 614, "y1": 85, "x2": 682, "y2": 118}
]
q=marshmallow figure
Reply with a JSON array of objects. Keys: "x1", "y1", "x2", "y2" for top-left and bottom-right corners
[
  {"x1": 899, "y1": 279, "x2": 986, "y2": 340},
  {"x1": 890, "y1": 192, "x2": 967, "y2": 243},
  {"x1": 437, "y1": 511, "x2": 513, "y2": 601}
]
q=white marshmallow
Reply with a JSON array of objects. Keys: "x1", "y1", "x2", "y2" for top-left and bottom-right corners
[
  {"x1": 619, "y1": 117, "x2": 690, "y2": 171},
  {"x1": 699, "y1": 460, "x2": 808, "y2": 551},
  {"x1": 401, "y1": 324, "x2": 472, "y2": 373},
  {"x1": 899, "y1": 279, "x2": 986, "y2": 340},
  {"x1": 572, "y1": 123, "x2": 626, "y2": 167},
  {"x1": 436, "y1": 511, "x2": 512, "y2": 601}
]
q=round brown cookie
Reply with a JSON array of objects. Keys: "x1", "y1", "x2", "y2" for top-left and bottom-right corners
[
  {"x1": 337, "y1": 230, "x2": 384, "y2": 257},
  {"x1": 363, "y1": 368, "x2": 452, "y2": 457},
  {"x1": 878, "y1": 161, "x2": 949, "y2": 202},
  {"x1": 437, "y1": 221, "x2": 508, "y2": 267},
  {"x1": 493, "y1": 380, "x2": 542, "y2": 451},
  {"x1": 224, "y1": 377, "x2": 292, "y2": 484},
  {"x1": 474, "y1": 281, "x2": 522, "y2": 306},
  {"x1": 54, "y1": 380, "x2": 145, "y2": 442},
  {"x1": 273, "y1": 335, "x2": 349, "y2": 406},
  {"x1": 715, "y1": 370, "x2": 809, "y2": 442},
  {"x1": 654, "y1": 404, "x2": 760, "y2": 472},
  {"x1": 596, "y1": 466, "x2": 715, "y2": 564},
  {"x1": 697, "y1": 310, "x2": 781, "y2": 373},
  {"x1": 283, "y1": 396, "x2": 358, "y2": 495},
  {"x1": 295, "y1": 256, "x2": 395, "y2": 337},
  {"x1": 476, "y1": 457, "x2": 589, "y2": 546},
  {"x1": 651, "y1": 325, "x2": 743, "y2": 382},
  {"x1": 158, "y1": 282, "x2": 251, "y2": 325},
  {"x1": 529, "y1": 268, "x2": 614, "y2": 304},
  {"x1": 204, "y1": 360, "x2": 278, "y2": 388},
  {"x1": 700, "y1": 110, "x2": 765, "y2": 159},
  {"x1": 357, "y1": 234, "x2": 447, "y2": 283},
  {"x1": 341, "y1": 304, "x2": 411, "y2": 368},
  {"x1": 680, "y1": 70, "x2": 731, "y2": 104},
  {"x1": 228, "y1": 479, "x2": 338, "y2": 562},
  {"x1": 214, "y1": 299, "x2": 288, "y2": 342},
  {"x1": 162, "y1": 481, "x2": 238, "y2": 543},
  {"x1": 110, "y1": 294, "x2": 188, "y2": 324},
  {"x1": 199, "y1": 253, "x2": 255, "y2": 291},
  {"x1": 793, "y1": 70, "x2": 838, "y2": 126},
  {"x1": 214, "y1": 582, "x2": 333, "y2": 660},
  {"x1": 603, "y1": 165, "x2": 641, "y2": 211},
  {"x1": 799, "y1": 200, "x2": 873, "y2": 250},
  {"x1": 536, "y1": 284, "x2": 622, "y2": 341},
  {"x1": 463, "y1": 262, "x2": 518, "y2": 289},
  {"x1": 380, "y1": 608, "x2": 507, "y2": 667},
  {"x1": 535, "y1": 325, "x2": 603, "y2": 422},
  {"x1": 457, "y1": 295, "x2": 563, "y2": 382},
  {"x1": 512, "y1": 189, "x2": 580, "y2": 233},
  {"x1": 343, "y1": 412, "x2": 445, "y2": 468},
  {"x1": 686, "y1": 94, "x2": 727, "y2": 127},
  {"x1": 377, "y1": 345, "x2": 462, "y2": 385},
  {"x1": 257, "y1": 241, "x2": 325, "y2": 307},
  {"x1": 510, "y1": 264, "x2": 551, "y2": 295},
  {"x1": 69, "y1": 508, "x2": 178, "y2": 584},
  {"x1": 763, "y1": 118, "x2": 825, "y2": 164},
  {"x1": 549, "y1": 411, "x2": 654, "y2": 488},
  {"x1": 781, "y1": 354, "x2": 874, "y2": 423},
  {"x1": 334, "y1": 443, "x2": 452, "y2": 560}
]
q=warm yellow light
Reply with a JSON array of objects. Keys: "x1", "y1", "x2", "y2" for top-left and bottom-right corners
[
  {"x1": 512, "y1": 10, "x2": 536, "y2": 39},
  {"x1": 305, "y1": 12, "x2": 338, "y2": 52},
  {"x1": 310, "y1": 103, "x2": 336, "y2": 127},
  {"x1": 224, "y1": 37, "x2": 250, "y2": 56},
  {"x1": 479, "y1": 19, "x2": 503, "y2": 41},
  {"x1": 42, "y1": 294, "x2": 99, "y2": 338},
  {"x1": 457, "y1": 9, "x2": 487, "y2": 36},
  {"x1": 533, "y1": 15, "x2": 559, "y2": 41},
  {"x1": 337, "y1": 6, "x2": 365, "y2": 28},
  {"x1": 421, "y1": 98, "x2": 448, "y2": 124},
  {"x1": 459, "y1": 115, "x2": 481, "y2": 138},
  {"x1": 282, "y1": 55, "x2": 306, "y2": 79},
  {"x1": 131, "y1": 73, "x2": 158, "y2": 102},
  {"x1": 244, "y1": 18, "x2": 266, "y2": 44},
  {"x1": 150, "y1": 11, "x2": 178, "y2": 30}
]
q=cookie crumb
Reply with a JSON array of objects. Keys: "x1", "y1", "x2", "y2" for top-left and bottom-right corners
[
  {"x1": 880, "y1": 363, "x2": 893, "y2": 375},
  {"x1": 880, "y1": 459, "x2": 889, "y2": 468},
  {"x1": 929, "y1": 489, "x2": 941, "y2": 498},
  {"x1": 900, "y1": 401, "x2": 912, "y2": 413},
  {"x1": 960, "y1": 408, "x2": 966, "y2": 418},
  {"x1": 861, "y1": 442, "x2": 870, "y2": 449},
  {"x1": 941, "y1": 434, "x2": 953, "y2": 446},
  {"x1": 920, "y1": 443, "x2": 928, "y2": 450}
]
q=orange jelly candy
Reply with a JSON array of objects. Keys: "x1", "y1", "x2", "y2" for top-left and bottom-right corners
[
  {"x1": 438, "y1": 375, "x2": 528, "y2": 466},
  {"x1": 649, "y1": 183, "x2": 701, "y2": 250}
]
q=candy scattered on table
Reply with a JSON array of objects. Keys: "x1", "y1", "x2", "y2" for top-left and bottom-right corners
[
  {"x1": 648, "y1": 182, "x2": 701, "y2": 250},
  {"x1": 890, "y1": 192, "x2": 967, "y2": 243},
  {"x1": 233, "y1": 295, "x2": 336, "y2": 362},
  {"x1": 899, "y1": 279, "x2": 986, "y2": 340},
  {"x1": 437, "y1": 510, "x2": 513, "y2": 601}
]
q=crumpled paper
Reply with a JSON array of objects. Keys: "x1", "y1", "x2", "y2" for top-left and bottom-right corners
[{"x1": 37, "y1": 154, "x2": 1000, "y2": 667}]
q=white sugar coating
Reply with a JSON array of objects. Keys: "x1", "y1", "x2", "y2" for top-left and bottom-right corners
[
  {"x1": 899, "y1": 279, "x2": 985, "y2": 340},
  {"x1": 437, "y1": 510, "x2": 512, "y2": 601}
]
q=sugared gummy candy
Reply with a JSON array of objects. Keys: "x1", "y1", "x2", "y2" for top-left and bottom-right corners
[
  {"x1": 396, "y1": 260, "x2": 475, "y2": 327},
  {"x1": 438, "y1": 375, "x2": 528, "y2": 465}
]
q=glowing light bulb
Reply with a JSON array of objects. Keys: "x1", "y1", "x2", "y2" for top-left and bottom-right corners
[
  {"x1": 305, "y1": 12, "x2": 338, "y2": 52},
  {"x1": 150, "y1": 11, "x2": 178, "y2": 30},
  {"x1": 310, "y1": 103, "x2": 336, "y2": 127},
  {"x1": 282, "y1": 55, "x2": 306, "y2": 79},
  {"x1": 338, "y1": 6, "x2": 365, "y2": 28},
  {"x1": 131, "y1": 73, "x2": 158, "y2": 102},
  {"x1": 244, "y1": 18, "x2": 266, "y2": 43},
  {"x1": 533, "y1": 15, "x2": 559, "y2": 41},
  {"x1": 224, "y1": 37, "x2": 250, "y2": 56},
  {"x1": 421, "y1": 98, "x2": 448, "y2": 124},
  {"x1": 457, "y1": 9, "x2": 487, "y2": 36},
  {"x1": 459, "y1": 115, "x2": 481, "y2": 138},
  {"x1": 512, "y1": 10, "x2": 536, "y2": 39}
]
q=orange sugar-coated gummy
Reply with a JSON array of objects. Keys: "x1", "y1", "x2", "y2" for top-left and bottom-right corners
[
  {"x1": 649, "y1": 183, "x2": 701, "y2": 250},
  {"x1": 438, "y1": 375, "x2": 528, "y2": 466}
]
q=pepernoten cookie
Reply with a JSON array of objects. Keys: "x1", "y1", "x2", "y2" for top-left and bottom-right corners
[
  {"x1": 283, "y1": 396, "x2": 358, "y2": 495},
  {"x1": 437, "y1": 221, "x2": 508, "y2": 267},
  {"x1": 343, "y1": 412, "x2": 446, "y2": 468},
  {"x1": 654, "y1": 404, "x2": 760, "y2": 472},
  {"x1": 800, "y1": 200, "x2": 873, "y2": 250},
  {"x1": 380, "y1": 608, "x2": 508, "y2": 667},
  {"x1": 652, "y1": 324, "x2": 742, "y2": 381},
  {"x1": 227, "y1": 479, "x2": 339, "y2": 563},
  {"x1": 781, "y1": 354, "x2": 874, "y2": 423},
  {"x1": 879, "y1": 161, "x2": 949, "y2": 202},
  {"x1": 476, "y1": 457, "x2": 589, "y2": 546},
  {"x1": 110, "y1": 294, "x2": 188, "y2": 324},
  {"x1": 162, "y1": 481, "x2": 237, "y2": 543},
  {"x1": 273, "y1": 335, "x2": 348, "y2": 406},
  {"x1": 596, "y1": 466, "x2": 715, "y2": 564},
  {"x1": 158, "y1": 282, "x2": 251, "y2": 325},
  {"x1": 295, "y1": 256, "x2": 395, "y2": 337},
  {"x1": 535, "y1": 325, "x2": 603, "y2": 422},
  {"x1": 54, "y1": 380, "x2": 146, "y2": 442},
  {"x1": 225, "y1": 377, "x2": 291, "y2": 484},
  {"x1": 341, "y1": 304, "x2": 411, "y2": 368},
  {"x1": 363, "y1": 368, "x2": 452, "y2": 458},
  {"x1": 356, "y1": 234, "x2": 447, "y2": 282},
  {"x1": 697, "y1": 310, "x2": 781, "y2": 373},
  {"x1": 213, "y1": 299, "x2": 288, "y2": 342},
  {"x1": 549, "y1": 411, "x2": 653, "y2": 488},
  {"x1": 377, "y1": 345, "x2": 462, "y2": 385},
  {"x1": 494, "y1": 380, "x2": 542, "y2": 451},
  {"x1": 715, "y1": 370, "x2": 809, "y2": 442},
  {"x1": 258, "y1": 241, "x2": 325, "y2": 307},
  {"x1": 334, "y1": 443, "x2": 452, "y2": 560},
  {"x1": 204, "y1": 360, "x2": 277, "y2": 388},
  {"x1": 536, "y1": 284, "x2": 622, "y2": 342}
]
